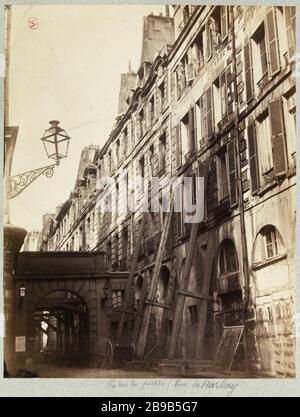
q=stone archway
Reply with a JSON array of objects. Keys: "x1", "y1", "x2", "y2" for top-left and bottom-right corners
[
  {"x1": 33, "y1": 290, "x2": 88, "y2": 366},
  {"x1": 15, "y1": 277, "x2": 97, "y2": 368}
]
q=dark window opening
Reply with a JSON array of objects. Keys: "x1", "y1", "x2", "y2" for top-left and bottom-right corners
[
  {"x1": 219, "y1": 239, "x2": 239, "y2": 275},
  {"x1": 188, "y1": 304, "x2": 198, "y2": 325}
]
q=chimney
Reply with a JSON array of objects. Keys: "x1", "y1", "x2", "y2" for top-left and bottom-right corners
[{"x1": 165, "y1": 5, "x2": 170, "y2": 17}]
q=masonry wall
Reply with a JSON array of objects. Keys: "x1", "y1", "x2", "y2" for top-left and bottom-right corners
[{"x1": 43, "y1": 6, "x2": 296, "y2": 376}]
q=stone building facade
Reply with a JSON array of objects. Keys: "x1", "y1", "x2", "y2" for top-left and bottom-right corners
[{"x1": 42, "y1": 5, "x2": 296, "y2": 376}]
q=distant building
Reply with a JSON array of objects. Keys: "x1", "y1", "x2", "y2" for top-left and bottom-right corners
[{"x1": 23, "y1": 231, "x2": 42, "y2": 252}]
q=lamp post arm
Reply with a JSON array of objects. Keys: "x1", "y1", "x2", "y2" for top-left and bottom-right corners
[{"x1": 6, "y1": 163, "x2": 57, "y2": 200}]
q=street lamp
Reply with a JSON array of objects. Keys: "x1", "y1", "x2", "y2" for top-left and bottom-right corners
[
  {"x1": 41, "y1": 120, "x2": 70, "y2": 166},
  {"x1": 6, "y1": 121, "x2": 71, "y2": 200}
]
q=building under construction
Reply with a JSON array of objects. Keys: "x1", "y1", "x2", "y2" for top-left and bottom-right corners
[{"x1": 16, "y1": 5, "x2": 296, "y2": 377}]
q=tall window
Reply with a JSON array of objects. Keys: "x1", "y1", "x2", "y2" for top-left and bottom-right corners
[
  {"x1": 148, "y1": 95, "x2": 155, "y2": 126},
  {"x1": 107, "y1": 240, "x2": 112, "y2": 270},
  {"x1": 248, "y1": 97, "x2": 288, "y2": 195},
  {"x1": 252, "y1": 24, "x2": 268, "y2": 87},
  {"x1": 139, "y1": 156, "x2": 145, "y2": 196},
  {"x1": 122, "y1": 127, "x2": 128, "y2": 157},
  {"x1": 284, "y1": 6, "x2": 296, "y2": 59},
  {"x1": 264, "y1": 228, "x2": 278, "y2": 259},
  {"x1": 108, "y1": 150, "x2": 112, "y2": 173},
  {"x1": 113, "y1": 234, "x2": 119, "y2": 267},
  {"x1": 158, "y1": 133, "x2": 167, "y2": 175},
  {"x1": 213, "y1": 73, "x2": 227, "y2": 127},
  {"x1": 188, "y1": 305, "x2": 198, "y2": 325},
  {"x1": 157, "y1": 266, "x2": 170, "y2": 303},
  {"x1": 180, "y1": 113, "x2": 190, "y2": 158},
  {"x1": 135, "y1": 276, "x2": 144, "y2": 308},
  {"x1": 198, "y1": 94, "x2": 207, "y2": 147},
  {"x1": 137, "y1": 109, "x2": 144, "y2": 140},
  {"x1": 158, "y1": 81, "x2": 165, "y2": 114},
  {"x1": 116, "y1": 139, "x2": 120, "y2": 165},
  {"x1": 283, "y1": 90, "x2": 296, "y2": 161},
  {"x1": 217, "y1": 149, "x2": 229, "y2": 201},
  {"x1": 219, "y1": 239, "x2": 239, "y2": 275},
  {"x1": 179, "y1": 109, "x2": 196, "y2": 163},
  {"x1": 112, "y1": 290, "x2": 124, "y2": 309},
  {"x1": 122, "y1": 227, "x2": 129, "y2": 261},
  {"x1": 149, "y1": 144, "x2": 154, "y2": 178},
  {"x1": 256, "y1": 110, "x2": 273, "y2": 183},
  {"x1": 205, "y1": 6, "x2": 228, "y2": 60}
]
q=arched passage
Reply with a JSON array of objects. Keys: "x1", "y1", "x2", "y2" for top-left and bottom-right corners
[
  {"x1": 17, "y1": 277, "x2": 97, "y2": 368},
  {"x1": 33, "y1": 290, "x2": 88, "y2": 366}
]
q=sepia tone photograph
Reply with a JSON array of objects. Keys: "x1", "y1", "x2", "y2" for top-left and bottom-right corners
[{"x1": 3, "y1": 3, "x2": 296, "y2": 380}]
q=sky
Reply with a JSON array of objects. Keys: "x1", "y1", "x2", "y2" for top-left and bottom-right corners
[{"x1": 8, "y1": 4, "x2": 166, "y2": 232}]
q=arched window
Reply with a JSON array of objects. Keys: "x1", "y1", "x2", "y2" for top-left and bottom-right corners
[
  {"x1": 135, "y1": 275, "x2": 144, "y2": 308},
  {"x1": 219, "y1": 239, "x2": 239, "y2": 275},
  {"x1": 157, "y1": 266, "x2": 170, "y2": 302},
  {"x1": 253, "y1": 225, "x2": 286, "y2": 265}
]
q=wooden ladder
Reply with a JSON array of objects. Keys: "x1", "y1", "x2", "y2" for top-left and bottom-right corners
[{"x1": 136, "y1": 194, "x2": 174, "y2": 358}]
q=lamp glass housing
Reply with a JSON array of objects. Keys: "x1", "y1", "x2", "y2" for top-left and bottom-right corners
[{"x1": 41, "y1": 120, "x2": 70, "y2": 165}]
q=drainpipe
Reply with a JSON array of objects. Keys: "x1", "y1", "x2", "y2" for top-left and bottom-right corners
[{"x1": 230, "y1": 6, "x2": 250, "y2": 373}]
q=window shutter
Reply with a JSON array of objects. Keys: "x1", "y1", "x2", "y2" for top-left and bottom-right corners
[
  {"x1": 186, "y1": 63, "x2": 195, "y2": 82},
  {"x1": 164, "y1": 78, "x2": 168, "y2": 111},
  {"x1": 200, "y1": 94, "x2": 207, "y2": 142},
  {"x1": 175, "y1": 124, "x2": 182, "y2": 167},
  {"x1": 221, "y1": 6, "x2": 228, "y2": 41},
  {"x1": 188, "y1": 107, "x2": 195, "y2": 154},
  {"x1": 247, "y1": 122, "x2": 259, "y2": 194},
  {"x1": 193, "y1": 105, "x2": 198, "y2": 150},
  {"x1": 244, "y1": 41, "x2": 254, "y2": 102},
  {"x1": 158, "y1": 147, "x2": 163, "y2": 174},
  {"x1": 206, "y1": 87, "x2": 214, "y2": 139},
  {"x1": 227, "y1": 140, "x2": 237, "y2": 206},
  {"x1": 269, "y1": 98, "x2": 287, "y2": 177},
  {"x1": 220, "y1": 71, "x2": 227, "y2": 118},
  {"x1": 266, "y1": 8, "x2": 280, "y2": 76},
  {"x1": 206, "y1": 22, "x2": 212, "y2": 60},
  {"x1": 284, "y1": 6, "x2": 296, "y2": 60}
]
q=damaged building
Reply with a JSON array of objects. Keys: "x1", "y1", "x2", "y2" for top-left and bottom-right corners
[{"x1": 16, "y1": 5, "x2": 296, "y2": 377}]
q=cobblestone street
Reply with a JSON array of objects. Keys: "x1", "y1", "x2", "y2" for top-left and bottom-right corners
[{"x1": 35, "y1": 365, "x2": 160, "y2": 378}]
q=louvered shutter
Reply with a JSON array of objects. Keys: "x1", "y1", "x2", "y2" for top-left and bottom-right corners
[
  {"x1": 227, "y1": 139, "x2": 237, "y2": 206},
  {"x1": 200, "y1": 94, "x2": 207, "y2": 142},
  {"x1": 269, "y1": 98, "x2": 287, "y2": 176},
  {"x1": 193, "y1": 104, "x2": 198, "y2": 151},
  {"x1": 188, "y1": 107, "x2": 195, "y2": 153},
  {"x1": 244, "y1": 41, "x2": 254, "y2": 102},
  {"x1": 247, "y1": 122, "x2": 259, "y2": 194},
  {"x1": 175, "y1": 124, "x2": 182, "y2": 167},
  {"x1": 284, "y1": 6, "x2": 296, "y2": 60},
  {"x1": 186, "y1": 63, "x2": 194, "y2": 82},
  {"x1": 220, "y1": 71, "x2": 227, "y2": 118},
  {"x1": 164, "y1": 78, "x2": 168, "y2": 112},
  {"x1": 221, "y1": 6, "x2": 228, "y2": 41},
  {"x1": 206, "y1": 87, "x2": 214, "y2": 139},
  {"x1": 266, "y1": 8, "x2": 280, "y2": 76},
  {"x1": 206, "y1": 22, "x2": 212, "y2": 60}
]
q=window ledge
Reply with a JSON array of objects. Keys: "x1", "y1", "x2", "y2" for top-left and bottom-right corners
[
  {"x1": 252, "y1": 253, "x2": 287, "y2": 271},
  {"x1": 257, "y1": 179, "x2": 278, "y2": 197}
]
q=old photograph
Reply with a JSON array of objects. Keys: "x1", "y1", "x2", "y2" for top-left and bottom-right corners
[{"x1": 3, "y1": 4, "x2": 296, "y2": 379}]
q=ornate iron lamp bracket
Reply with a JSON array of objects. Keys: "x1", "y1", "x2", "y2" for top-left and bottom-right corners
[{"x1": 6, "y1": 164, "x2": 56, "y2": 200}]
